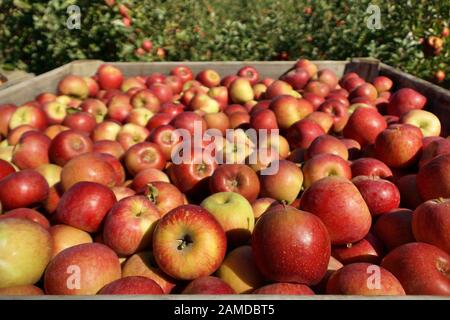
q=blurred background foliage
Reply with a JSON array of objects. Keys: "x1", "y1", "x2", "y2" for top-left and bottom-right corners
[{"x1": 0, "y1": 0, "x2": 449, "y2": 87}]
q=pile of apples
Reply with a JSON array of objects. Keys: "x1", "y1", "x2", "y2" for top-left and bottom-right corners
[{"x1": 0, "y1": 59, "x2": 449, "y2": 296}]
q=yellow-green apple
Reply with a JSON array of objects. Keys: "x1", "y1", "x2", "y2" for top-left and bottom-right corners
[
  {"x1": 98, "y1": 276, "x2": 163, "y2": 295},
  {"x1": 131, "y1": 168, "x2": 170, "y2": 191},
  {"x1": 196, "y1": 69, "x2": 221, "y2": 88},
  {"x1": 0, "y1": 169, "x2": 49, "y2": 210},
  {"x1": 50, "y1": 224, "x2": 93, "y2": 258},
  {"x1": 107, "y1": 93, "x2": 132, "y2": 123},
  {"x1": 130, "y1": 89, "x2": 160, "y2": 112},
  {"x1": 44, "y1": 243, "x2": 121, "y2": 295},
  {"x1": 230, "y1": 78, "x2": 254, "y2": 104},
  {"x1": 326, "y1": 262, "x2": 405, "y2": 295},
  {"x1": 300, "y1": 176, "x2": 371, "y2": 244},
  {"x1": 374, "y1": 208, "x2": 415, "y2": 250},
  {"x1": 305, "y1": 111, "x2": 334, "y2": 133},
  {"x1": 57, "y1": 75, "x2": 89, "y2": 99},
  {"x1": 286, "y1": 119, "x2": 325, "y2": 149},
  {"x1": 253, "y1": 283, "x2": 314, "y2": 295},
  {"x1": 352, "y1": 176, "x2": 400, "y2": 216},
  {"x1": 208, "y1": 86, "x2": 228, "y2": 110},
  {"x1": 343, "y1": 108, "x2": 387, "y2": 146},
  {"x1": 381, "y1": 242, "x2": 450, "y2": 295},
  {"x1": 216, "y1": 245, "x2": 265, "y2": 293},
  {"x1": 372, "y1": 76, "x2": 393, "y2": 93},
  {"x1": 260, "y1": 160, "x2": 303, "y2": 204},
  {"x1": 182, "y1": 276, "x2": 235, "y2": 294},
  {"x1": 307, "y1": 134, "x2": 349, "y2": 160},
  {"x1": 103, "y1": 195, "x2": 160, "y2": 256},
  {"x1": 201, "y1": 191, "x2": 254, "y2": 246},
  {"x1": 350, "y1": 157, "x2": 393, "y2": 178},
  {"x1": 400, "y1": 109, "x2": 441, "y2": 137},
  {"x1": 252, "y1": 83, "x2": 267, "y2": 100},
  {"x1": 270, "y1": 95, "x2": 313, "y2": 130},
  {"x1": 0, "y1": 285, "x2": 44, "y2": 296},
  {"x1": 189, "y1": 92, "x2": 220, "y2": 114},
  {"x1": 374, "y1": 124, "x2": 423, "y2": 168},
  {"x1": 9, "y1": 105, "x2": 47, "y2": 131},
  {"x1": 387, "y1": 88, "x2": 427, "y2": 116},
  {"x1": 0, "y1": 208, "x2": 50, "y2": 229},
  {"x1": 12, "y1": 131, "x2": 51, "y2": 169},
  {"x1": 152, "y1": 205, "x2": 227, "y2": 280},
  {"x1": 91, "y1": 120, "x2": 121, "y2": 141},
  {"x1": 122, "y1": 251, "x2": 177, "y2": 293},
  {"x1": 0, "y1": 218, "x2": 53, "y2": 289},
  {"x1": 252, "y1": 206, "x2": 330, "y2": 285},
  {"x1": 42, "y1": 101, "x2": 67, "y2": 125},
  {"x1": 142, "y1": 181, "x2": 185, "y2": 216},
  {"x1": 116, "y1": 123, "x2": 150, "y2": 150},
  {"x1": 412, "y1": 198, "x2": 450, "y2": 254},
  {"x1": 49, "y1": 129, "x2": 93, "y2": 166},
  {"x1": 55, "y1": 181, "x2": 116, "y2": 232},
  {"x1": 0, "y1": 145, "x2": 14, "y2": 162},
  {"x1": 319, "y1": 100, "x2": 349, "y2": 132},
  {"x1": 302, "y1": 154, "x2": 352, "y2": 188},
  {"x1": 97, "y1": 64, "x2": 123, "y2": 90}
]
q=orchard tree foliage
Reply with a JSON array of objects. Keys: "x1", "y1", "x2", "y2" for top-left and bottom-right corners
[{"x1": 0, "y1": 0, "x2": 449, "y2": 87}]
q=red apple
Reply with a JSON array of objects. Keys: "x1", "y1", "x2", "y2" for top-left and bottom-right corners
[
  {"x1": 381, "y1": 242, "x2": 450, "y2": 295},
  {"x1": 93, "y1": 140, "x2": 125, "y2": 159},
  {"x1": 148, "y1": 83, "x2": 173, "y2": 104},
  {"x1": 107, "y1": 94, "x2": 132, "y2": 123},
  {"x1": 372, "y1": 76, "x2": 393, "y2": 93},
  {"x1": 12, "y1": 131, "x2": 51, "y2": 169},
  {"x1": 0, "y1": 159, "x2": 15, "y2": 180},
  {"x1": 97, "y1": 64, "x2": 123, "y2": 90},
  {"x1": 300, "y1": 176, "x2": 371, "y2": 244},
  {"x1": 131, "y1": 168, "x2": 170, "y2": 191},
  {"x1": 350, "y1": 157, "x2": 393, "y2": 178},
  {"x1": 91, "y1": 120, "x2": 121, "y2": 141},
  {"x1": 98, "y1": 276, "x2": 163, "y2": 295},
  {"x1": 419, "y1": 138, "x2": 450, "y2": 167},
  {"x1": 307, "y1": 134, "x2": 349, "y2": 160},
  {"x1": 196, "y1": 69, "x2": 221, "y2": 88},
  {"x1": 395, "y1": 174, "x2": 422, "y2": 209},
  {"x1": 270, "y1": 95, "x2": 313, "y2": 130},
  {"x1": 387, "y1": 88, "x2": 427, "y2": 116},
  {"x1": 417, "y1": 154, "x2": 450, "y2": 200},
  {"x1": 374, "y1": 208, "x2": 415, "y2": 251},
  {"x1": 331, "y1": 232, "x2": 384, "y2": 265},
  {"x1": 264, "y1": 80, "x2": 293, "y2": 99},
  {"x1": 7, "y1": 124, "x2": 37, "y2": 146},
  {"x1": 343, "y1": 108, "x2": 387, "y2": 146},
  {"x1": 229, "y1": 112, "x2": 250, "y2": 129},
  {"x1": 49, "y1": 129, "x2": 93, "y2": 166},
  {"x1": 9, "y1": 105, "x2": 47, "y2": 131},
  {"x1": 303, "y1": 92, "x2": 325, "y2": 110},
  {"x1": 50, "y1": 224, "x2": 93, "y2": 257},
  {"x1": 318, "y1": 68, "x2": 338, "y2": 89},
  {"x1": 282, "y1": 69, "x2": 310, "y2": 90},
  {"x1": 111, "y1": 186, "x2": 135, "y2": 201},
  {"x1": 305, "y1": 111, "x2": 334, "y2": 133},
  {"x1": 203, "y1": 112, "x2": 230, "y2": 136},
  {"x1": 182, "y1": 276, "x2": 235, "y2": 294},
  {"x1": 0, "y1": 104, "x2": 17, "y2": 137},
  {"x1": 349, "y1": 83, "x2": 377, "y2": 102},
  {"x1": 146, "y1": 113, "x2": 174, "y2": 132},
  {"x1": 253, "y1": 283, "x2": 314, "y2": 295},
  {"x1": 252, "y1": 206, "x2": 330, "y2": 285},
  {"x1": 304, "y1": 80, "x2": 331, "y2": 98},
  {"x1": 170, "y1": 111, "x2": 207, "y2": 136},
  {"x1": 286, "y1": 119, "x2": 325, "y2": 149},
  {"x1": 0, "y1": 208, "x2": 49, "y2": 229},
  {"x1": 237, "y1": 66, "x2": 259, "y2": 85},
  {"x1": 116, "y1": 123, "x2": 149, "y2": 150},
  {"x1": 36, "y1": 92, "x2": 57, "y2": 105},
  {"x1": 130, "y1": 89, "x2": 160, "y2": 113},
  {"x1": 142, "y1": 181, "x2": 185, "y2": 216},
  {"x1": 124, "y1": 142, "x2": 166, "y2": 176},
  {"x1": 152, "y1": 205, "x2": 227, "y2": 280},
  {"x1": 57, "y1": 75, "x2": 89, "y2": 99},
  {"x1": 0, "y1": 285, "x2": 44, "y2": 296},
  {"x1": 83, "y1": 77, "x2": 99, "y2": 97},
  {"x1": 44, "y1": 243, "x2": 121, "y2": 295},
  {"x1": 146, "y1": 73, "x2": 166, "y2": 87},
  {"x1": 302, "y1": 154, "x2": 352, "y2": 188},
  {"x1": 42, "y1": 101, "x2": 67, "y2": 125},
  {"x1": 121, "y1": 77, "x2": 146, "y2": 93},
  {"x1": 170, "y1": 65, "x2": 193, "y2": 83},
  {"x1": 319, "y1": 99, "x2": 349, "y2": 132}
]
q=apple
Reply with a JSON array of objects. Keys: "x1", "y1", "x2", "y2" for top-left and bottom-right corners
[
  {"x1": 0, "y1": 169, "x2": 49, "y2": 210},
  {"x1": 44, "y1": 124, "x2": 69, "y2": 140},
  {"x1": 0, "y1": 208, "x2": 50, "y2": 229},
  {"x1": 142, "y1": 181, "x2": 185, "y2": 216},
  {"x1": 300, "y1": 176, "x2": 371, "y2": 244},
  {"x1": 249, "y1": 109, "x2": 278, "y2": 132},
  {"x1": 419, "y1": 138, "x2": 450, "y2": 168},
  {"x1": 229, "y1": 78, "x2": 254, "y2": 104},
  {"x1": 93, "y1": 140, "x2": 125, "y2": 159},
  {"x1": 304, "y1": 81, "x2": 331, "y2": 98},
  {"x1": 417, "y1": 154, "x2": 450, "y2": 200},
  {"x1": 122, "y1": 251, "x2": 177, "y2": 294},
  {"x1": 387, "y1": 88, "x2": 427, "y2": 116},
  {"x1": 372, "y1": 76, "x2": 393, "y2": 93},
  {"x1": 340, "y1": 138, "x2": 361, "y2": 160},
  {"x1": 237, "y1": 66, "x2": 259, "y2": 85},
  {"x1": 44, "y1": 243, "x2": 121, "y2": 295},
  {"x1": 7, "y1": 125, "x2": 37, "y2": 146},
  {"x1": 350, "y1": 157, "x2": 393, "y2": 179},
  {"x1": 352, "y1": 176, "x2": 400, "y2": 216},
  {"x1": 412, "y1": 198, "x2": 450, "y2": 254},
  {"x1": 55, "y1": 181, "x2": 116, "y2": 233},
  {"x1": 49, "y1": 129, "x2": 93, "y2": 166},
  {"x1": 0, "y1": 159, "x2": 15, "y2": 180},
  {"x1": 189, "y1": 92, "x2": 220, "y2": 114},
  {"x1": 251, "y1": 197, "x2": 277, "y2": 220},
  {"x1": 0, "y1": 218, "x2": 53, "y2": 289},
  {"x1": 343, "y1": 108, "x2": 387, "y2": 146},
  {"x1": 42, "y1": 101, "x2": 67, "y2": 125},
  {"x1": 381, "y1": 242, "x2": 450, "y2": 295},
  {"x1": 253, "y1": 283, "x2": 314, "y2": 295},
  {"x1": 318, "y1": 68, "x2": 338, "y2": 89},
  {"x1": 145, "y1": 113, "x2": 174, "y2": 132},
  {"x1": 0, "y1": 285, "x2": 44, "y2": 296},
  {"x1": 124, "y1": 142, "x2": 166, "y2": 176},
  {"x1": 349, "y1": 83, "x2": 377, "y2": 102},
  {"x1": 111, "y1": 186, "x2": 135, "y2": 201},
  {"x1": 152, "y1": 204, "x2": 227, "y2": 280},
  {"x1": 170, "y1": 65, "x2": 193, "y2": 83},
  {"x1": 98, "y1": 276, "x2": 163, "y2": 295},
  {"x1": 196, "y1": 69, "x2": 221, "y2": 88},
  {"x1": 125, "y1": 108, "x2": 153, "y2": 127},
  {"x1": 318, "y1": 99, "x2": 349, "y2": 132},
  {"x1": 252, "y1": 83, "x2": 267, "y2": 100},
  {"x1": 9, "y1": 105, "x2": 47, "y2": 131},
  {"x1": 83, "y1": 77, "x2": 99, "y2": 97},
  {"x1": 282, "y1": 68, "x2": 310, "y2": 90},
  {"x1": 146, "y1": 73, "x2": 166, "y2": 87},
  {"x1": 373, "y1": 208, "x2": 414, "y2": 251},
  {"x1": 97, "y1": 64, "x2": 123, "y2": 90},
  {"x1": 57, "y1": 75, "x2": 89, "y2": 99},
  {"x1": 303, "y1": 92, "x2": 325, "y2": 110},
  {"x1": 208, "y1": 86, "x2": 228, "y2": 110},
  {"x1": 394, "y1": 174, "x2": 423, "y2": 209},
  {"x1": 12, "y1": 131, "x2": 51, "y2": 169},
  {"x1": 305, "y1": 111, "x2": 334, "y2": 133},
  {"x1": 331, "y1": 232, "x2": 384, "y2": 265},
  {"x1": 216, "y1": 245, "x2": 265, "y2": 294},
  {"x1": 91, "y1": 120, "x2": 121, "y2": 141},
  {"x1": 0, "y1": 104, "x2": 17, "y2": 137},
  {"x1": 374, "y1": 124, "x2": 423, "y2": 168},
  {"x1": 62, "y1": 111, "x2": 96, "y2": 134},
  {"x1": 229, "y1": 111, "x2": 250, "y2": 129},
  {"x1": 269, "y1": 95, "x2": 313, "y2": 130},
  {"x1": 182, "y1": 276, "x2": 235, "y2": 294},
  {"x1": 121, "y1": 77, "x2": 146, "y2": 93},
  {"x1": 170, "y1": 111, "x2": 207, "y2": 136},
  {"x1": 103, "y1": 195, "x2": 160, "y2": 256},
  {"x1": 131, "y1": 168, "x2": 170, "y2": 191},
  {"x1": 36, "y1": 92, "x2": 56, "y2": 105},
  {"x1": 148, "y1": 83, "x2": 173, "y2": 104},
  {"x1": 130, "y1": 89, "x2": 160, "y2": 113},
  {"x1": 302, "y1": 154, "x2": 352, "y2": 188},
  {"x1": 116, "y1": 123, "x2": 149, "y2": 150},
  {"x1": 295, "y1": 59, "x2": 318, "y2": 77},
  {"x1": 286, "y1": 119, "x2": 325, "y2": 149},
  {"x1": 107, "y1": 94, "x2": 132, "y2": 123},
  {"x1": 326, "y1": 262, "x2": 405, "y2": 295},
  {"x1": 79, "y1": 99, "x2": 107, "y2": 124},
  {"x1": 225, "y1": 104, "x2": 248, "y2": 116},
  {"x1": 252, "y1": 206, "x2": 330, "y2": 285},
  {"x1": 400, "y1": 109, "x2": 441, "y2": 137},
  {"x1": 307, "y1": 134, "x2": 349, "y2": 160},
  {"x1": 342, "y1": 76, "x2": 365, "y2": 93},
  {"x1": 200, "y1": 191, "x2": 254, "y2": 246},
  {"x1": 50, "y1": 224, "x2": 93, "y2": 257},
  {"x1": 203, "y1": 112, "x2": 230, "y2": 136}
]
